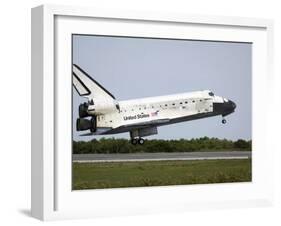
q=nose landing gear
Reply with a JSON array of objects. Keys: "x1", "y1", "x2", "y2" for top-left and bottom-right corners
[{"x1": 222, "y1": 118, "x2": 227, "y2": 124}]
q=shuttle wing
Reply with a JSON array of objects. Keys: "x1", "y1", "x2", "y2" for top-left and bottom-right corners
[
  {"x1": 121, "y1": 118, "x2": 170, "y2": 129},
  {"x1": 79, "y1": 118, "x2": 171, "y2": 136},
  {"x1": 108, "y1": 118, "x2": 171, "y2": 134}
]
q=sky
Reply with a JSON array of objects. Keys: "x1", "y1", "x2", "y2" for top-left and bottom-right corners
[{"x1": 72, "y1": 35, "x2": 252, "y2": 141}]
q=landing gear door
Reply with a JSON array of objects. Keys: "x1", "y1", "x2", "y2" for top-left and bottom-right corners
[{"x1": 130, "y1": 127, "x2": 158, "y2": 138}]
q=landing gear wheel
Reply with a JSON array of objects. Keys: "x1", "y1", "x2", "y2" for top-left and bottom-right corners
[
  {"x1": 222, "y1": 118, "x2": 227, "y2": 124},
  {"x1": 131, "y1": 138, "x2": 138, "y2": 145},
  {"x1": 138, "y1": 138, "x2": 145, "y2": 145}
]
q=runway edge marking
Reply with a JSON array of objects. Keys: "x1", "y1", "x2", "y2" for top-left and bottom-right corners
[{"x1": 73, "y1": 156, "x2": 249, "y2": 163}]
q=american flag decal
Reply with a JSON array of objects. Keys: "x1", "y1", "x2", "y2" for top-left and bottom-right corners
[{"x1": 151, "y1": 110, "x2": 159, "y2": 117}]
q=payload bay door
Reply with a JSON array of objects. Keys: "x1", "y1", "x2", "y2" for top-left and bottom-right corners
[{"x1": 195, "y1": 99, "x2": 213, "y2": 113}]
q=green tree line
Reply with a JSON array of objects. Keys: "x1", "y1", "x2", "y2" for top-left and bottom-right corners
[{"x1": 73, "y1": 137, "x2": 251, "y2": 154}]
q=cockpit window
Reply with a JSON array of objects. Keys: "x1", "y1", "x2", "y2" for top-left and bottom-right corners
[{"x1": 208, "y1": 92, "x2": 214, "y2": 96}]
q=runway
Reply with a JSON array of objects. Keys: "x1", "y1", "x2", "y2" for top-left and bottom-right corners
[{"x1": 73, "y1": 151, "x2": 251, "y2": 163}]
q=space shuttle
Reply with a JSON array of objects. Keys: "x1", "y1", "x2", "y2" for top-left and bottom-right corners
[{"x1": 73, "y1": 64, "x2": 236, "y2": 145}]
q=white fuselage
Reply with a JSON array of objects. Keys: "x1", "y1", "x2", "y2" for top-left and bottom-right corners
[{"x1": 89, "y1": 90, "x2": 225, "y2": 129}]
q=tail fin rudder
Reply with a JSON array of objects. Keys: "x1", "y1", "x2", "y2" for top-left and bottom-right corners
[{"x1": 72, "y1": 64, "x2": 115, "y2": 101}]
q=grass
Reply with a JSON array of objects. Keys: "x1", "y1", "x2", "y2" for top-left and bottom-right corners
[{"x1": 72, "y1": 159, "x2": 251, "y2": 190}]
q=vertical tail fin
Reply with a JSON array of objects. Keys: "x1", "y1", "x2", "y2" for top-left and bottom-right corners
[{"x1": 72, "y1": 64, "x2": 115, "y2": 101}]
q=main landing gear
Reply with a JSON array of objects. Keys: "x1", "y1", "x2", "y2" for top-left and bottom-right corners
[
  {"x1": 131, "y1": 137, "x2": 145, "y2": 145},
  {"x1": 222, "y1": 118, "x2": 227, "y2": 124}
]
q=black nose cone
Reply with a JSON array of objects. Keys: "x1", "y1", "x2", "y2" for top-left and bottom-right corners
[
  {"x1": 229, "y1": 100, "x2": 236, "y2": 111},
  {"x1": 213, "y1": 99, "x2": 236, "y2": 117},
  {"x1": 223, "y1": 99, "x2": 236, "y2": 116}
]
